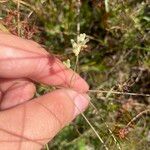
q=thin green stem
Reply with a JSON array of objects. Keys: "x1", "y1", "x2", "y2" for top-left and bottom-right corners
[
  {"x1": 105, "y1": 0, "x2": 109, "y2": 12},
  {"x1": 45, "y1": 143, "x2": 50, "y2": 150},
  {"x1": 74, "y1": 55, "x2": 79, "y2": 72}
]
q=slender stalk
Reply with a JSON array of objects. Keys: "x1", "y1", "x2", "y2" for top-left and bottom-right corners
[
  {"x1": 126, "y1": 109, "x2": 150, "y2": 128},
  {"x1": 73, "y1": 1, "x2": 108, "y2": 149},
  {"x1": 89, "y1": 90, "x2": 150, "y2": 97},
  {"x1": 89, "y1": 101, "x2": 122, "y2": 150},
  {"x1": 74, "y1": 0, "x2": 81, "y2": 72},
  {"x1": 74, "y1": 55, "x2": 79, "y2": 72},
  {"x1": 45, "y1": 143, "x2": 50, "y2": 150},
  {"x1": 75, "y1": 104, "x2": 109, "y2": 150},
  {"x1": 17, "y1": 0, "x2": 21, "y2": 36},
  {"x1": 105, "y1": 0, "x2": 109, "y2": 12},
  {"x1": 77, "y1": 0, "x2": 81, "y2": 37}
]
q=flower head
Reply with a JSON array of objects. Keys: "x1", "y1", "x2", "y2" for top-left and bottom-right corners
[
  {"x1": 63, "y1": 59, "x2": 71, "y2": 68},
  {"x1": 71, "y1": 33, "x2": 89, "y2": 56}
]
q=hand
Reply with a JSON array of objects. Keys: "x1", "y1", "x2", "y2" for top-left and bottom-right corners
[{"x1": 0, "y1": 32, "x2": 89, "y2": 150}]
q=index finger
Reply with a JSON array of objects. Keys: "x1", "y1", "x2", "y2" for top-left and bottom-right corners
[{"x1": 0, "y1": 33, "x2": 89, "y2": 92}]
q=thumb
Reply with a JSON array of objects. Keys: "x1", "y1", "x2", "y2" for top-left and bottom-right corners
[{"x1": 0, "y1": 89, "x2": 89, "y2": 150}]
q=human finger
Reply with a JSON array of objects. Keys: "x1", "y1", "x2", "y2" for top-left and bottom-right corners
[
  {"x1": 0, "y1": 34, "x2": 89, "y2": 92},
  {"x1": 0, "y1": 89, "x2": 89, "y2": 149},
  {"x1": 0, "y1": 78, "x2": 36, "y2": 110}
]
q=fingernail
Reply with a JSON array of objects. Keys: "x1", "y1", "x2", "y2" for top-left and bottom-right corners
[
  {"x1": 73, "y1": 93, "x2": 90, "y2": 117},
  {"x1": 66, "y1": 90, "x2": 90, "y2": 117}
]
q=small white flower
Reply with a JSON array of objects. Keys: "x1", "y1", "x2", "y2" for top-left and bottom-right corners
[
  {"x1": 77, "y1": 33, "x2": 86, "y2": 43},
  {"x1": 71, "y1": 33, "x2": 89, "y2": 56},
  {"x1": 63, "y1": 59, "x2": 71, "y2": 68}
]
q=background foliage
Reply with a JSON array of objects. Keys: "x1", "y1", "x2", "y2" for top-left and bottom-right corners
[{"x1": 0, "y1": 0, "x2": 150, "y2": 149}]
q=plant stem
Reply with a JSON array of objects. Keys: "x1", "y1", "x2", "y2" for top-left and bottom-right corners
[{"x1": 89, "y1": 90, "x2": 150, "y2": 97}]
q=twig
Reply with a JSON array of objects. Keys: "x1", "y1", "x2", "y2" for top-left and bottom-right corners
[
  {"x1": 105, "y1": 0, "x2": 109, "y2": 12},
  {"x1": 0, "y1": 0, "x2": 8, "y2": 3},
  {"x1": 89, "y1": 90, "x2": 150, "y2": 97},
  {"x1": 72, "y1": 1, "x2": 108, "y2": 149},
  {"x1": 89, "y1": 101, "x2": 122, "y2": 150},
  {"x1": 17, "y1": 0, "x2": 21, "y2": 36},
  {"x1": 77, "y1": 0, "x2": 81, "y2": 37},
  {"x1": 74, "y1": 0, "x2": 81, "y2": 72},
  {"x1": 75, "y1": 104, "x2": 109, "y2": 150},
  {"x1": 45, "y1": 143, "x2": 50, "y2": 150},
  {"x1": 108, "y1": 49, "x2": 134, "y2": 74},
  {"x1": 12, "y1": 0, "x2": 35, "y2": 10},
  {"x1": 126, "y1": 109, "x2": 150, "y2": 128}
]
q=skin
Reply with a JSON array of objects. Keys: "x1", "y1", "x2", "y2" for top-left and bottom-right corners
[{"x1": 0, "y1": 32, "x2": 89, "y2": 150}]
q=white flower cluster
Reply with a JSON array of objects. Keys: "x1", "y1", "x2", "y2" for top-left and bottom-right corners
[
  {"x1": 63, "y1": 59, "x2": 71, "y2": 68},
  {"x1": 71, "y1": 33, "x2": 89, "y2": 56}
]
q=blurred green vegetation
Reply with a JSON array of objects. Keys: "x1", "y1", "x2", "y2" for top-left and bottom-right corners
[{"x1": 0, "y1": 0, "x2": 150, "y2": 150}]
